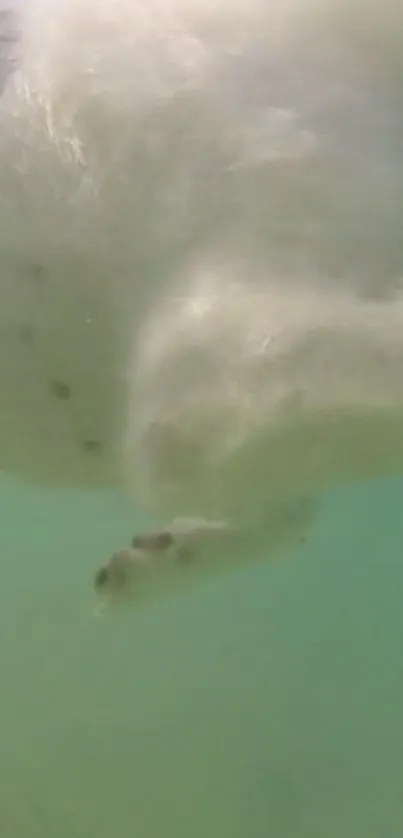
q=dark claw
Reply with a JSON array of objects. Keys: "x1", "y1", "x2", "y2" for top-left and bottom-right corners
[{"x1": 94, "y1": 566, "x2": 109, "y2": 588}]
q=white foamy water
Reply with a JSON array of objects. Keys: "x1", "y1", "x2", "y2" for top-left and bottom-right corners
[{"x1": 1, "y1": 0, "x2": 403, "y2": 560}]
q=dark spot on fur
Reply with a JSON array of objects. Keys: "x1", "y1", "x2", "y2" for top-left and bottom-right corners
[
  {"x1": 95, "y1": 567, "x2": 109, "y2": 588},
  {"x1": 50, "y1": 380, "x2": 71, "y2": 400},
  {"x1": 17, "y1": 324, "x2": 35, "y2": 344},
  {"x1": 82, "y1": 439, "x2": 103, "y2": 454}
]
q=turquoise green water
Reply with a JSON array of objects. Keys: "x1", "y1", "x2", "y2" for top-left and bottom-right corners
[{"x1": 1, "y1": 476, "x2": 402, "y2": 836}]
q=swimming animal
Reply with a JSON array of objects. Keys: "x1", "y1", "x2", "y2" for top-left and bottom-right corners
[{"x1": 1, "y1": 0, "x2": 403, "y2": 592}]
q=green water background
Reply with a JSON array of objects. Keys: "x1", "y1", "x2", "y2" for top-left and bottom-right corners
[{"x1": 0, "y1": 475, "x2": 402, "y2": 836}]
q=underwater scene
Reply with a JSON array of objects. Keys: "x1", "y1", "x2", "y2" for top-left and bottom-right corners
[{"x1": 1, "y1": 0, "x2": 403, "y2": 833}]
